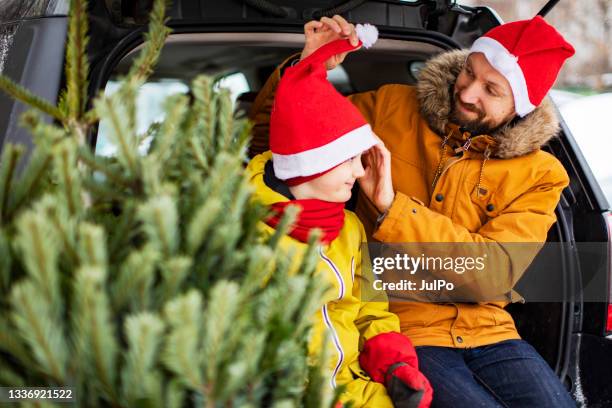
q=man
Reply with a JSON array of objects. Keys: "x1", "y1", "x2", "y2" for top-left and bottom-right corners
[{"x1": 249, "y1": 15, "x2": 576, "y2": 407}]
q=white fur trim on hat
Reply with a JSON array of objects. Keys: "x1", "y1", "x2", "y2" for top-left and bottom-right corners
[
  {"x1": 470, "y1": 36, "x2": 536, "y2": 117},
  {"x1": 272, "y1": 124, "x2": 378, "y2": 180},
  {"x1": 355, "y1": 23, "x2": 378, "y2": 49}
]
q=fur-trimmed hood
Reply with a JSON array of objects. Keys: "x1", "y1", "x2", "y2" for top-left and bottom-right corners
[{"x1": 416, "y1": 50, "x2": 560, "y2": 159}]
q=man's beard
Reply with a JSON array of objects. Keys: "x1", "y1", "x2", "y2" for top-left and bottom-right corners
[{"x1": 449, "y1": 91, "x2": 499, "y2": 136}]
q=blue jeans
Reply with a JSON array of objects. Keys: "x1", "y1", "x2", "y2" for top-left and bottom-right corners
[{"x1": 415, "y1": 340, "x2": 576, "y2": 408}]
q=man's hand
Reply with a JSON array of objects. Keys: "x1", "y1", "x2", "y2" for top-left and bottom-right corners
[
  {"x1": 301, "y1": 15, "x2": 360, "y2": 70},
  {"x1": 358, "y1": 139, "x2": 395, "y2": 214}
]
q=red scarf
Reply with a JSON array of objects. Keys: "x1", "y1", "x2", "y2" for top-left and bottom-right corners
[{"x1": 265, "y1": 199, "x2": 345, "y2": 244}]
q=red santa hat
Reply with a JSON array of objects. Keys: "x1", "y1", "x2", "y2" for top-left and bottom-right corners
[
  {"x1": 270, "y1": 24, "x2": 379, "y2": 183},
  {"x1": 469, "y1": 16, "x2": 575, "y2": 117}
]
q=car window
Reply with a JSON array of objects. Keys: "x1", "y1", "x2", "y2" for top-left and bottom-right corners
[
  {"x1": 214, "y1": 72, "x2": 250, "y2": 103},
  {"x1": 0, "y1": 0, "x2": 69, "y2": 23},
  {"x1": 93, "y1": 34, "x2": 442, "y2": 158},
  {"x1": 0, "y1": 23, "x2": 18, "y2": 74},
  {"x1": 95, "y1": 71, "x2": 253, "y2": 157},
  {"x1": 95, "y1": 79, "x2": 189, "y2": 157}
]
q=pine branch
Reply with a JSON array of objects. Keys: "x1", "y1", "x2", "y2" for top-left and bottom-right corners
[
  {"x1": 10, "y1": 281, "x2": 67, "y2": 382},
  {"x1": 0, "y1": 316, "x2": 36, "y2": 369},
  {"x1": 36, "y1": 195, "x2": 80, "y2": 267},
  {"x1": 72, "y1": 266, "x2": 119, "y2": 404},
  {"x1": 224, "y1": 331, "x2": 265, "y2": 399},
  {"x1": 186, "y1": 198, "x2": 222, "y2": 255},
  {"x1": 201, "y1": 281, "x2": 240, "y2": 391},
  {"x1": 5, "y1": 149, "x2": 54, "y2": 218},
  {"x1": 157, "y1": 256, "x2": 191, "y2": 304},
  {"x1": 93, "y1": 93, "x2": 139, "y2": 176},
  {"x1": 304, "y1": 339, "x2": 336, "y2": 408},
  {"x1": 65, "y1": 0, "x2": 90, "y2": 121},
  {"x1": 231, "y1": 118, "x2": 253, "y2": 158},
  {"x1": 162, "y1": 290, "x2": 204, "y2": 391},
  {"x1": 110, "y1": 246, "x2": 158, "y2": 313},
  {"x1": 138, "y1": 195, "x2": 179, "y2": 256},
  {"x1": 84, "y1": 106, "x2": 99, "y2": 126},
  {"x1": 0, "y1": 229, "x2": 12, "y2": 294},
  {"x1": 218, "y1": 176, "x2": 252, "y2": 261},
  {"x1": 0, "y1": 143, "x2": 24, "y2": 223},
  {"x1": 191, "y1": 76, "x2": 216, "y2": 157},
  {"x1": 267, "y1": 204, "x2": 300, "y2": 250},
  {"x1": 241, "y1": 246, "x2": 275, "y2": 295},
  {"x1": 186, "y1": 135, "x2": 209, "y2": 172},
  {"x1": 0, "y1": 75, "x2": 64, "y2": 121},
  {"x1": 106, "y1": 200, "x2": 138, "y2": 262},
  {"x1": 121, "y1": 85, "x2": 138, "y2": 146},
  {"x1": 77, "y1": 145, "x2": 131, "y2": 188},
  {"x1": 81, "y1": 177, "x2": 130, "y2": 203},
  {"x1": 14, "y1": 210, "x2": 61, "y2": 308},
  {"x1": 140, "y1": 155, "x2": 162, "y2": 197},
  {"x1": 204, "y1": 152, "x2": 243, "y2": 200},
  {"x1": 294, "y1": 233, "x2": 330, "y2": 335},
  {"x1": 148, "y1": 94, "x2": 188, "y2": 167},
  {"x1": 78, "y1": 223, "x2": 107, "y2": 268},
  {"x1": 0, "y1": 359, "x2": 25, "y2": 387},
  {"x1": 121, "y1": 313, "x2": 165, "y2": 407},
  {"x1": 124, "y1": 0, "x2": 172, "y2": 89},
  {"x1": 53, "y1": 139, "x2": 83, "y2": 216},
  {"x1": 164, "y1": 378, "x2": 187, "y2": 408},
  {"x1": 6, "y1": 113, "x2": 65, "y2": 218},
  {"x1": 215, "y1": 89, "x2": 234, "y2": 150},
  {"x1": 297, "y1": 229, "x2": 322, "y2": 276}
]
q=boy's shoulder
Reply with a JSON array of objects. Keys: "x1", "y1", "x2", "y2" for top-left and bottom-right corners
[
  {"x1": 340, "y1": 209, "x2": 367, "y2": 245},
  {"x1": 343, "y1": 209, "x2": 360, "y2": 225}
]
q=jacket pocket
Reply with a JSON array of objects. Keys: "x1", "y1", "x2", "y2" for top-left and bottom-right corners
[
  {"x1": 391, "y1": 302, "x2": 432, "y2": 329},
  {"x1": 348, "y1": 359, "x2": 372, "y2": 381},
  {"x1": 488, "y1": 303, "x2": 514, "y2": 326},
  {"x1": 470, "y1": 183, "x2": 499, "y2": 225}
]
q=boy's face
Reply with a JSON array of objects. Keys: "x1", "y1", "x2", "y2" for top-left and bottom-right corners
[{"x1": 290, "y1": 153, "x2": 365, "y2": 203}]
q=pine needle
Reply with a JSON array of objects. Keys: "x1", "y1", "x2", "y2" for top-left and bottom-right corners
[
  {"x1": 65, "y1": 0, "x2": 90, "y2": 121},
  {"x1": 0, "y1": 75, "x2": 64, "y2": 121}
]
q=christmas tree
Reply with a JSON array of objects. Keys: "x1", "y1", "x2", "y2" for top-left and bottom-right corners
[{"x1": 0, "y1": 0, "x2": 337, "y2": 406}]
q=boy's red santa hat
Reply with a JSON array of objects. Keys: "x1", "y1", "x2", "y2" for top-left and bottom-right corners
[
  {"x1": 469, "y1": 16, "x2": 574, "y2": 117},
  {"x1": 270, "y1": 24, "x2": 379, "y2": 183}
]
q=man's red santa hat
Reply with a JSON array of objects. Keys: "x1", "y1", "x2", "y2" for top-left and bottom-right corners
[
  {"x1": 469, "y1": 16, "x2": 575, "y2": 117},
  {"x1": 270, "y1": 24, "x2": 379, "y2": 183}
]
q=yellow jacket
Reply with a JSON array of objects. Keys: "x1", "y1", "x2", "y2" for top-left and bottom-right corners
[
  {"x1": 246, "y1": 151, "x2": 399, "y2": 407},
  {"x1": 248, "y1": 50, "x2": 569, "y2": 349}
]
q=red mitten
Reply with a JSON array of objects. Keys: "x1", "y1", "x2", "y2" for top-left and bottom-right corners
[
  {"x1": 359, "y1": 332, "x2": 432, "y2": 408},
  {"x1": 387, "y1": 364, "x2": 433, "y2": 408}
]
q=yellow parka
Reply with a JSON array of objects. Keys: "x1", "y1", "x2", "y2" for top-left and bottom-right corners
[
  {"x1": 248, "y1": 50, "x2": 570, "y2": 350},
  {"x1": 246, "y1": 151, "x2": 399, "y2": 407}
]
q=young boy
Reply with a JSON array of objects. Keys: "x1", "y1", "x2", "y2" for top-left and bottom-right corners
[{"x1": 246, "y1": 25, "x2": 432, "y2": 407}]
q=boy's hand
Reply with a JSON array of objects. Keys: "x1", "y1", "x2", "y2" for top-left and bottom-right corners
[
  {"x1": 359, "y1": 332, "x2": 433, "y2": 408},
  {"x1": 358, "y1": 139, "x2": 395, "y2": 214},
  {"x1": 301, "y1": 15, "x2": 360, "y2": 70}
]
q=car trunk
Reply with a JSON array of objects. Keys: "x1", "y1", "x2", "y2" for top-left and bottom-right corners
[
  {"x1": 4, "y1": 0, "x2": 599, "y2": 402},
  {"x1": 88, "y1": 0, "x2": 583, "y2": 381}
]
